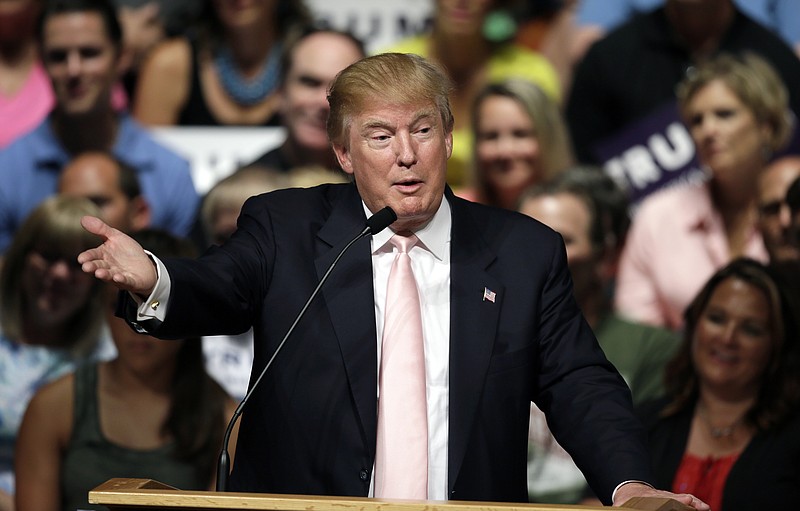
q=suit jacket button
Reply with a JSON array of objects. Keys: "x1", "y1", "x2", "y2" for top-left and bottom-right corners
[{"x1": 359, "y1": 469, "x2": 369, "y2": 481}]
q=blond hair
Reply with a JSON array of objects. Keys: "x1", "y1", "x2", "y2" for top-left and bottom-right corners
[
  {"x1": 327, "y1": 53, "x2": 454, "y2": 147},
  {"x1": 0, "y1": 196, "x2": 104, "y2": 354},
  {"x1": 472, "y1": 79, "x2": 574, "y2": 190},
  {"x1": 201, "y1": 166, "x2": 289, "y2": 243},
  {"x1": 677, "y1": 52, "x2": 793, "y2": 153}
]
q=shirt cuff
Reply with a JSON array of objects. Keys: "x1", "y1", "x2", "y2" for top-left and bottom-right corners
[
  {"x1": 612, "y1": 480, "x2": 654, "y2": 503},
  {"x1": 131, "y1": 250, "x2": 171, "y2": 323}
]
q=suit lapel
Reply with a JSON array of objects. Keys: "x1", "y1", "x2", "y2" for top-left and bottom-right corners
[
  {"x1": 446, "y1": 191, "x2": 503, "y2": 491},
  {"x1": 313, "y1": 186, "x2": 504, "y2": 483},
  {"x1": 315, "y1": 185, "x2": 379, "y2": 457}
]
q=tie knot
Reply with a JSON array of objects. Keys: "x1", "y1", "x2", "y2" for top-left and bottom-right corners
[{"x1": 390, "y1": 232, "x2": 418, "y2": 253}]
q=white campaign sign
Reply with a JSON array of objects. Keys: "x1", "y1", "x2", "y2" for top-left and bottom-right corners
[
  {"x1": 306, "y1": 0, "x2": 433, "y2": 53},
  {"x1": 150, "y1": 127, "x2": 286, "y2": 195}
]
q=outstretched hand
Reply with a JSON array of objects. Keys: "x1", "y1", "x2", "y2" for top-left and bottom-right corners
[
  {"x1": 613, "y1": 482, "x2": 710, "y2": 510},
  {"x1": 78, "y1": 216, "x2": 158, "y2": 297}
]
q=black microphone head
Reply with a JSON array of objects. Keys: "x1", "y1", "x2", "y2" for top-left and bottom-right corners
[{"x1": 366, "y1": 207, "x2": 397, "y2": 235}]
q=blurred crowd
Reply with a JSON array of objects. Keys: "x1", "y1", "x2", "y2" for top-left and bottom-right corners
[{"x1": 1, "y1": 1, "x2": 800, "y2": 510}]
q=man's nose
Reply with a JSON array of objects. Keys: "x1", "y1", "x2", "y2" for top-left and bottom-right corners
[
  {"x1": 395, "y1": 133, "x2": 417, "y2": 167},
  {"x1": 66, "y1": 51, "x2": 82, "y2": 76},
  {"x1": 779, "y1": 203, "x2": 792, "y2": 229}
]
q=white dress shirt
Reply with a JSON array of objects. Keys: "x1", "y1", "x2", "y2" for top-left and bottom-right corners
[{"x1": 367, "y1": 198, "x2": 451, "y2": 500}]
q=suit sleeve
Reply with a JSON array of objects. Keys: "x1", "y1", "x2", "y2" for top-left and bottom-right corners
[
  {"x1": 532, "y1": 237, "x2": 654, "y2": 504},
  {"x1": 142, "y1": 195, "x2": 274, "y2": 338}
]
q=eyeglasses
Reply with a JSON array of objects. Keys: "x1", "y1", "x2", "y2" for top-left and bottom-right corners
[
  {"x1": 28, "y1": 250, "x2": 84, "y2": 271},
  {"x1": 758, "y1": 199, "x2": 790, "y2": 219}
]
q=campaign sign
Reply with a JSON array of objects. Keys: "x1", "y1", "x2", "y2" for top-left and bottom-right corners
[{"x1": 592, "y1": 101, "x2": 707, "y2": 206}]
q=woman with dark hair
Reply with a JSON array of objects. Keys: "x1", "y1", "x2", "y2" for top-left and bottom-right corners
[
  {"x1": 134, "y1": 0, "x2": 310, "y2": 126},
  {"x1": 639, "y1": 258, "x2": 800, "y2": 511},
  {"x1": 14, "y1": 230, "x2": 238, "y2": 511}
]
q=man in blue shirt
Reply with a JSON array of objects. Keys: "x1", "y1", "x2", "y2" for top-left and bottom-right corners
[{"x1": 0, "y1": 0, "x2": 198, "y2": 254}]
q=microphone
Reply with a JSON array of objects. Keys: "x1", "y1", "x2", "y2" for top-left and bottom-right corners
[{"x1": 215, "y1": 206, "x2": 397, "y2": 491}]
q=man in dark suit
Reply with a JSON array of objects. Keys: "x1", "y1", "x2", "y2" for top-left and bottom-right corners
[{"x1": 78, "y1": 53, "x2": 707, "y2": 509}]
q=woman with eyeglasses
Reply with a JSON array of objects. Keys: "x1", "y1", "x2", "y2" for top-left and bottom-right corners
[
  {"x1": 0, "y1": 196, "x2": 115, "y2": 509},
  {"x1": 14, "y1": 229, "x2": 238, "y2": 511}
]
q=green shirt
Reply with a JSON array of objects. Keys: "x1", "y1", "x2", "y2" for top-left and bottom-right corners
[
  {"x1": 61, "y1": 365, "x2": 207, "y2": 511},
  {"x1": 595, "y1": 313, "x2": 680, "y2": 405}
]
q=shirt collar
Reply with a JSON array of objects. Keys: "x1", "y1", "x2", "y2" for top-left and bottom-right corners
[
  {"x1": 34, "y1": 113, "x2": 151, "y2": 170},
  {"x1": 33, "y1": 117, "x2": 69, "y2": 169},
  {"x1": 366, "y1": 196, "x2": 451, "y2": 261}
]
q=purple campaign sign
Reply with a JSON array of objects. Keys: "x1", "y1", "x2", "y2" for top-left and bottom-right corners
[{"x1": 592, "y1": 100, "x2": 707, "y2": 205}]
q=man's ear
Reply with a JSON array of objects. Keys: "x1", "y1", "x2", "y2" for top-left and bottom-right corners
[
  {"x1": 445, "y1": 131, "x2": 453, "y2": 159},
  {"x1": 332, "y1": 143, "x2": 354, "y2": 175},
  {"x1": 129, "y1": 196, "x2": 151, "y2": 231}
]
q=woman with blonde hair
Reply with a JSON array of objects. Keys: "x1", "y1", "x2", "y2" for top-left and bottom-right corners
[
  {"x1": 384, "y1": 0, "x2": 561, "y2": 186},
  {"x1": 465, "y1": 79, "x2": 574, "y2": 210},
  {"x1": 15, "y1": 229, "x2": 239, "y2": 511},
  {"x1": 0, "y1": 196, "x2": 114, "y2": 507},
  {"x1": 616, "y1": 52, "x2": 794, "y2": 330}
]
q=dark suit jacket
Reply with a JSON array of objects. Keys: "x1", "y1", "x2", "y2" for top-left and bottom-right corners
[
  {"x1": 639, "y1": 398, "x2": 800, "y2": 511},
  {"x1": 140, "y1": 183, "x2": 652, "y2": 503}
]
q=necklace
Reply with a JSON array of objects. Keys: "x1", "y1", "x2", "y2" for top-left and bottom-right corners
[
  {"x1": 215, "y1": 43, "x2": 282, "y2": 106},
  {"x1": 698, "y1": 408, "x2": 744, "y2": 439},
  {"x1": 708, "y1": 421, "x2": 740, "y2": 439}
]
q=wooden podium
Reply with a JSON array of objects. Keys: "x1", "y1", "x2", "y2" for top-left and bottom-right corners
[{"x1": 89, "y1": 478, "x2": 692, "y2": 511}]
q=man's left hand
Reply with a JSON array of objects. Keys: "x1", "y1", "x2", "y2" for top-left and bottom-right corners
[{"x1": 613, "y1": 482, "x2": 710, "y2": 510}]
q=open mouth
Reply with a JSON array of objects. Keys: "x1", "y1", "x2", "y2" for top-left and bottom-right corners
[{"x1": 394, "y1": 179, "x2": 423, "y2": 193}]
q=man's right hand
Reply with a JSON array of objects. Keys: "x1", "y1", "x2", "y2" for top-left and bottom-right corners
[{"x1": 78, "y1": 216, "x2": 158, "y2": 297}]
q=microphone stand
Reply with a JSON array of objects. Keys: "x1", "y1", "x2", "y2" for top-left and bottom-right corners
[{"x1": 215, "y1": 206, "x2": 397, "y2": 491}]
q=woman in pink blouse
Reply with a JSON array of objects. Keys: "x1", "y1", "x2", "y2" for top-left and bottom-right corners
[{"x1": 615, "y1": 52, "x2": 793, "y2": 330}]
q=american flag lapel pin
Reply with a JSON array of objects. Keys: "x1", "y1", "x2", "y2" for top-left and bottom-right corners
[{"x1": 482, "y1": 287, "x2": 496, "y2": 303}]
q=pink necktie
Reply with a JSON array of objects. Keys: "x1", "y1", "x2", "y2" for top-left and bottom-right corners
[{"x1": 374, "y1": 233, "x2": 428, "y2": 499}]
